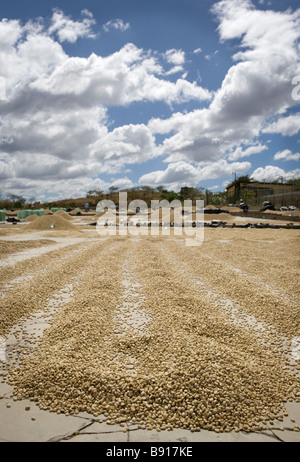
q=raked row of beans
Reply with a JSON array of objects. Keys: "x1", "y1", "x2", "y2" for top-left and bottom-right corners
[{"x1": 1, "y1": 233, "x2": 300, "y2": 433}]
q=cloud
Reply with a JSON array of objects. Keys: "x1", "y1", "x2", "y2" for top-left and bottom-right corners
[
  {"x1": 0, "y1": 12, "x2": 212, "y2": 199},
  {"x1": 251, "y1": 165, "x2": 300, "y2": 182},
  {"x1": 0, "y1": 18, "x2": 22, "y2": 48},
  {"x1": 139, "y1": 159, "x2": 250, "y2": 190},
  {"x1": 148, "y1": 0, "x2": 300, "y2": 164},
  {"x1": 262, "y1": 113, "x2": 300, "y2": 136},
  {"x1": 205, "y1": 50, "x2": 218, "y2": 61},
  {"x1": 0, "y1": 13, "x2": 212, "y2": 198},
  {"x1": 193, "y1": 48, "x2": 202, "y2": 54},
  {"x1": 197, "y1": 159, "x2": 251, "y2": 181},
  {"x1": 1, "y1": 174, "x2": 112, "y2": 202},
  {"x1": 48, "y1": 8, "x2": 96, "y2": 43},
  {"x1": 164, "y1": 49, "x2": 185, "y2": 65},
  {"x1": 92, "y1": 124, "x2": 157, "y2": 164},
  {"x1": 110, "y1": 177, "x2": 135, "y2": 190},
  {"x1": 0, "y1": 160, "x2": 10, "y2": 180},
  {"x1": 164, "y1": 65, "x2": 185, "y2": 76},
  {"x1": 139, "y1": 162, "x2": 200, "y2": 190},
  {"x1": 25, "y1": 43, "x2": 211, "y2": 106},
  {"x1": 1, "y1": 105, "x2": 108, "y2": 161},
  {"x1": 0, "y1": 19, "x2": 67, "y2": 95},
  {"x1": 274, "y1": 149, "x2": 300, "y2": 161},
  {"x1": 162, "y1": 49, "x2": 186, "y2": 75},
  {"x1": 81, "y1": 9, "x2": 94, "y2": 19},
  {"x1": 228, "y1": 142, "x2": 268, "y2": 161},
  {"x1": 1, "y1": 2, "x2": 299, "y2": 201},
  {"x1": 103, "y1": 18, "x2": 130, "y2": 32}
]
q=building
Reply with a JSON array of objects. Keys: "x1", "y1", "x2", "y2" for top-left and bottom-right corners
[{"x1": 226, "y1": 179, "x2": 299, "y2": 207}]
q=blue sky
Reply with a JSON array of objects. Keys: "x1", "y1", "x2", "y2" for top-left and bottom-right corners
[{"x1": 0, "y1": 0, "x2": 299, "y2": 201}]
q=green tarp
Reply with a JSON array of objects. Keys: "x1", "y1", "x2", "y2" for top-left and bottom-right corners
[
  {"x1": 17, "y1": 209, "x2": 45, "y2": 219},
  {"x1": 51, "y1": 207, "x2": 67, "y2": 213}
]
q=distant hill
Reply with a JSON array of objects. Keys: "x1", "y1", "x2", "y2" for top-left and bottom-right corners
[{"x1": 39, "y1": 190, "x2": 169, "y2": 210}]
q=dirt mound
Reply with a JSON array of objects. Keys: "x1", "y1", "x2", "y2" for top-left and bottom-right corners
[
  {"x1": 205, "y1": 205, "x2": 217, "y2": 209},
  {"x1": 69, "y1": 209, "x2": 82, "y2": 215},
  {"x1": 54, "y1": 210, "x2": 74, "y2": 221},
  {"x1": 25, "y1": 214, "x2": 39, "y2": 222},
  {"x1": 26, "y1": 214, "x2": 79, "y2": 231}
]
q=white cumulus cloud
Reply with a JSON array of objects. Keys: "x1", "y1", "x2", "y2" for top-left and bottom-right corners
[
  {"x1": 1, "y1": 1, "x2": 299, "y2": 200},
  {"x1": 164, "y1": 49, "x2": 185, "y2": 65},
  {"x1": 251, "y1": 165, "x2": 300, "y2": 182},
  {"x1": 274, "y1": 149, "x2": 300, "y2": 161},
  {"x1": 148, "y1": 0, "x2": 300, "y2": 164},
  {"x1": 262, "y1": 113, "x2": 300, "y2": 136},
  {"x1": 48, "y1": 8, "x2": 96, "y2": 43},
  {"x1": 139, "y1": 159, "x2": 250, "y2": 190},
  {"x1": 228, "y1": 142, "x2": 268, "y2": 161}
]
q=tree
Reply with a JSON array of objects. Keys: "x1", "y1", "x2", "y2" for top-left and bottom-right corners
[
  {"x1": 6, "y1": 193, "x2": 26, "y2": 209},
  {"x1": 140, "y1": 186, "x2": 156, "y2": 202},
  {"x1": 179, "y1": 186, "x2": 205, "y2": 201},
  {"x1": 108, "y1": 186, "x2": 119, "y2": 194},
  {"x1": 86, "y1": 189, "x2": 104, "y2": 198},
  {"x1": 227, "y1": 175, "x2": 252, "y2": 190},
  {"x1": 164, "y1": 190, "x2": 179, "y2": 202}
]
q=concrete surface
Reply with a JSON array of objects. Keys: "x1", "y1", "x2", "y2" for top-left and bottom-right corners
[{"x1": 1, "y1": 376, "x2": 300, "y2": 442}]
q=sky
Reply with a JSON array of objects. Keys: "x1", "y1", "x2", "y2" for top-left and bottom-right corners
[{"x1": 0, "y1": 0, "x2": 300, "y2": 202}]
